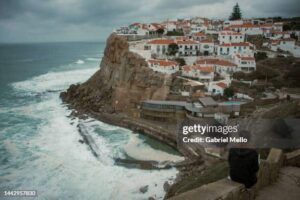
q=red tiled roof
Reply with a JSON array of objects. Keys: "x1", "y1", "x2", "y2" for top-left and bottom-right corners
[
  {"x1": 201, "y1": 38, "x2": 214, "y2": 43},
  {"x1": 183, "y1": 65, "x2": 192, "y2": 72},
  {"x1": 219, "y1": 42, "x2": 251, "y2": 47},
  {"x1": 216, "y1": 82, "x2": 227, "y2": 89},
  {"x1": 176, "y1": 40, "x2": 199, "y2": 44},
  {"x1": 148, "y1": 59, "x2": 178, "y2": 67},
  {"x1": 183, "y1": 65, "x2": 214, "y2": 73},
  {"x1": 195, "y1": 58, "x2": 219, "y2": 65},
  {"x1": 219, "y1": 31, "x2": 242, "y2": 36},
  {"x1": 217, "y1": 60, "x2": 237, "y2": 66},
  {"x1": 197, "y1": 66, "x2": 214, "y2": 73},
  {"x1": 148, "y1": 39, "x2": 174, "y2": 45},
  {"x1": 235, "y1": 54, "x2": 255, "y2": 61},
  {"x1": 195, "y1": 58, "x2": 236, "y2": 67},
  {"x1": 281, "y1": 38, "x2": 295, "y2": 42},
  {"x1": 193, "y1": 32, "x2": 206, "y2": 37}
]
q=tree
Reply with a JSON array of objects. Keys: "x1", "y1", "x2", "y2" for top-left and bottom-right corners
[
  {"x1": 174, "y1": 58, "x2": 186, "y2": 66},
  {"x1": 229, "y1": 3, "x2": 242, "y2": 20},
  {"x1": 224, "y1": 87, "x2": 234, "y2": 98},
  {"x1": 168, "y1": 43, "x2": 179, "y2": 56},
  {"x1": 255, "y1": 52, "x2": 267, "y2": 61},
  {"x1": 156, "y1": 28, "x2": 164, "y2": 35}
]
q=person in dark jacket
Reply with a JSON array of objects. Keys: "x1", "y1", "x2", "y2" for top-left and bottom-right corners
[{"x1": 228, "y1": 131, "x2": 259, "y2": 188}]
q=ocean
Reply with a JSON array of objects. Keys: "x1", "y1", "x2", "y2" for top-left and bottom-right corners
[{"x1": 0, "y1": 42, "x2": 181, "y2": 200}]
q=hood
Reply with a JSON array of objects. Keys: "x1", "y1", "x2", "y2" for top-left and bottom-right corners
[{"x1": 230, "y1": 148, "x2": 255, "y2": 157}]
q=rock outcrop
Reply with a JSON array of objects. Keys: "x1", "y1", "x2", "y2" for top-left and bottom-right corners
[{"x1": 61, "y1": 33, "x2": 172, "y2": 113}]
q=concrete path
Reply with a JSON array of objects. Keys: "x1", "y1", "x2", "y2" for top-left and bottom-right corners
[{"x1": 256, "y1": 167, "x2": 300, "y2": 200}]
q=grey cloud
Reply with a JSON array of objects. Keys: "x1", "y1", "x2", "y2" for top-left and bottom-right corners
[
  {"x1": 0, "y1": 0, "x2": 299, "y2": 43},
  {"x1": 156, "y1": 0, "x2": 225, "y2": 10},
  {"x1": 251, "y1": 0, "x2": 300, "y2": 17}
]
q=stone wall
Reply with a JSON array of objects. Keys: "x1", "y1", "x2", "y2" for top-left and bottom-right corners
[{"x1": 168, "y1": 148, "x2": 297, "y2": 200}]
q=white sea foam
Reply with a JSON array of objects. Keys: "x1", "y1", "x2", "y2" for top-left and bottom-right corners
[
  {"x1": 4, "y1": 66, "x2": 178, "y2": 199},
  {"x1": 86, "y1": 57, "x2": 100, "y2": 61},
  {"x1": 75, "y1": 59, "x2": 85, "y2": 64},
  {"x1": 11, "y1": 68, "x2": 98, "y2": 93},
  {"x1": 124, "y1": 134, "x2": 184, "y2": 162}
]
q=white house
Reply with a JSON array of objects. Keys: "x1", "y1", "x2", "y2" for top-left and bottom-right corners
[
  {"x1": 190, "y1": 24, "x2": 207, "y2": 33},
  {"x1": 147, "y1": 39, "x2": 174, "y2": 56},
  {"x1": 217, "y1": 42, "x2": 254, "y2": 57},
  {"x1": 162, "y1": 20, "x2": 177, "y2": 32},
  {"x1": 232, "y1": 53, "x2": 256, "y2": 72},
  {"x1": 192, "y1": 32, "x2": 207, "y2": 41},
  {"x1": 269, "y1": 31, "x2": 290, "y2": 40},
  {"x1": 129, "y1": 23, "x2": 150, "y2": 35},
  {"x1": 278, "y1": 38, "x2": 296, "y2": 52},
  {"x1": 147, "y1": 59, "x2": 179, "y2": 74},
  {"x1": 182, "y1": 65, "x2": 214, "y2": 82},
  {"x1": 218, "y1": 31, "x2": 245, "y2": 44},
  {"x1": 228, "y1": 24, "x2": 263, "y2": 35},
  {"x1": 199, "y1": 39, "x2": 215, "y2": 55},
  {"x1": 273, "y1": 22, "x2": 283, "y2": 32},
  {"x1": 208, "y1": 81, "x2": 228, "y2": 95},
  {"x1": 177, "y1": 40, "x2": 200, "y2": 56},
  {"x1": 195, "y1": 57, "x2": 238, "y2": 76},
  {"x1": 223, "y1": 20, "x2": 244, "y2": 28}
]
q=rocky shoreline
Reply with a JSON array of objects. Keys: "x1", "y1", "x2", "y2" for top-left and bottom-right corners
[{"x1": 60, "y1": 33, "x2": 207, "y2": 198}]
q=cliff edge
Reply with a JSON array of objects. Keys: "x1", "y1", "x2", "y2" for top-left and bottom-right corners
[{"x1": 60, "y1": 33, "x2": 171, "y2": 114}]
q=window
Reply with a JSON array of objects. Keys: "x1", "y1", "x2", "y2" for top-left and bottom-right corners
[{"x1": 241, "y1": 61, "x2": 247, "y2": 64}]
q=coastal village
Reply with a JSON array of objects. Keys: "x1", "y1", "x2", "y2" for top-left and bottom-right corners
[
  {"x1": 60, "y1": 4, "x2": 300, "y2": 200},
  {"x1": 114, "y1": 14, "x2": 300, "y2": 123}
]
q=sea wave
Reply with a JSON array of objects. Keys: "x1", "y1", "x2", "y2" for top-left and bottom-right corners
[
  {"x1": 123, "y1": 134, "x2": 184, "y2": 163},
  {"x1": 75, "y1": 59, "x2": 85, "y2": 64},
  {"x1": 3, "y1": 60, "x2": 178, "y2": 199},
  {"x1": 11, "y1": 68, "x2": 98, "y2": 93},
  {"x1": 86, "y1": 57, "x2": 100, "y2": 61}
]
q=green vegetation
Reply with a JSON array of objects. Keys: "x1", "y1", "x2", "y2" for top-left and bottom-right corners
[
  {"x1": 262, "y1": 101, "x2": 300, "y2": 118},
  {"x1": 229, "y1": 3, "x2": 242, "y2": 20},
  {"x1": 224, "y1": 87, "x2": 234, "y2": 98},
  {"x1": 166, "y1": 30, "x2": 184, "y2": 36},
  {"x1": 156, "y1": 28, "x2": 164, "y2": 35},
  {"x1": 174, "y1": 58, "x2": 186, "y2": 66},
  {"x1": 247, "y1": 35, "x2": 264, "y2": 50},
  {"x1": 255, "y1": 52, "x2": 268, "y2": 61},
  {"x1": 166, "y1": 162, "x2": 229, "y2": 198},
  {"x1": 168, "y1": 43, "x2": 179, "y2": 55}
]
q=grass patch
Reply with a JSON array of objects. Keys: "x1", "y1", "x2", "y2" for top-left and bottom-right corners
[{"x1": 166, "y1": 161, "x2": 229, "y2": 198}]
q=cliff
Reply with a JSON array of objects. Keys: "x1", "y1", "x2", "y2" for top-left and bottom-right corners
[{"x1": 60, "y1": 33, "x2": 172, "y2": 114}]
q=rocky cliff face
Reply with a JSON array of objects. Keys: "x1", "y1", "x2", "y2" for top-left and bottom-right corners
[{"x1": 61, "y1": 34, "x2": 172, "y2": 113}]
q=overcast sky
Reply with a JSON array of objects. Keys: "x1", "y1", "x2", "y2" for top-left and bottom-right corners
[{"x1": 0, "y1": 0, "x2": 299, "y2": 43}]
